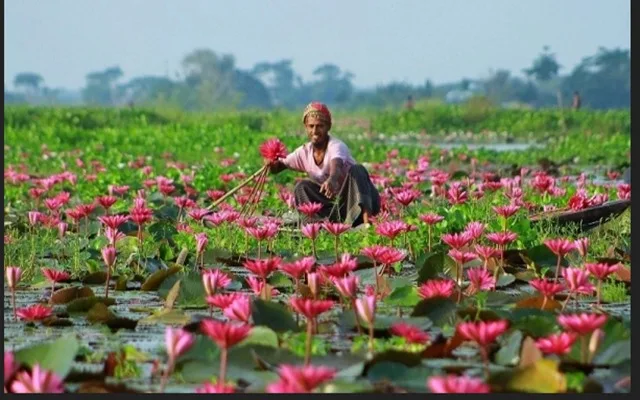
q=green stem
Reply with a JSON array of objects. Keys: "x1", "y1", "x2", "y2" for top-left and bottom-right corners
[{"x1": 304, "y1": 320, "x2": 313, "y2": 365}]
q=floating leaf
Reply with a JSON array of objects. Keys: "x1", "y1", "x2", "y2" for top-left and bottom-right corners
[
  {"x1": 148, "y1": 221, "x2": 178, "y2": 241},
  {"x1": 87, "y1": 303, "x2": 116, "y2": 323},
  {"x1": 515, "y1": 295, "x2": 561, "y2": 311},
  {"x1": 66, "y1": 296, "x2": 116, "y2": 313},
  {"x1": 82, "y1": 271, "x2": 108, "y2": 285},
  {"x1": 384, "y1": 285, "x2": 421, "y2": 307},
  {"x1": 495, "y1": 330, "x2": 523, "y2": 366},
  {"x1": 339, "y1": 311, "x2": 432, "y2": 333},
  {"x1": 140, "y1": 266, "x2": 181, "y2": 291},
  {"x1": 14, "y1": 335, "x2": 80, "y2": 378},
  {"x1": 251, "y1": 299, "x2": 300, "y2": 333},
  {"x1": 164, "y1": 279, "x2": 181, "y2": 310},
  {"x1": 366, "y1": 362, "x2": 432, "y2": 392},
  {"x1": 239, "y1": 326, "x2": 279, "y2": 348},
  {"x1": 490, "y1": 359, "x2": 567, "y2": 393},
  {"x1": 41, "y1": 317, "x2": 74, "y2": 327},
  {"x1": 51, "y1": 286, "x2": 95, "y2": 305},
  {"x1": 496, "y1": 273, "x2": 516, "y2": 287},
  {"x1": 268, "y1": 272, "x2": 294, "y2": 289},
  {"x1": 139, "y1": 309, "x2": 191, "y2": 325},
  {"x1": 593, "y1": 341, "x2": 631, "y2": 366},
  {"x1": 416, "y1": 252, "x2": 451, "y2": 284},
  {"x1": 526, "y1": 245, "x2": 569, "y2": 270},
  {"x1": 157, "y1": 271, "x2": 207, "y2": 307},
  {"x1": 410, "y1": 297, "x2": 457, "y2": 327}
]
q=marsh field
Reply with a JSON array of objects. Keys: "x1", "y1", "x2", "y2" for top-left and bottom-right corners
[{"x1": 3, "y1": 106, "x2": 631, "y2": 393}]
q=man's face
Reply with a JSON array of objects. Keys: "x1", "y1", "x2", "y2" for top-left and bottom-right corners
[{"x1": 305, "y1": 116, "x2": 329, "y2": 147}]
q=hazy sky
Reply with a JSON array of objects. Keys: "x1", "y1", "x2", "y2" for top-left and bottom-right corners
[{"x1": 4, "y1": 0, "x2": 630, "y2": 91}]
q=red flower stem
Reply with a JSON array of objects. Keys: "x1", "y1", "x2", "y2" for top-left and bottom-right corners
[
  {"x1": 11, "y1": 289, "x2": 17, "y2": 321},
  {"x1": 368, "y1": 319, "x2": 375, "y2": 354},
  {"x1": 219, "y1": 347, "x2": 228, "y2": 384},
  {"x1": 334, "y1": 236, "x2": 339, "y2": 261},
  {"x1": 311, "y1": 239, "x2": 317, "y2": 259},
  {"x1": 159, "y1": 357, "x2": 174, "y2": 393},
  {"x1": 480, "y1": 346, "x2": 490, "y2": 380},
  {"x1": 351, "y1": 299, "x2": 363, "y2": 335},
  {"x1": 554, "y1": 255, "x2": 561, "y2": 282},
  {"x1": 304, "y1": 319, "x2": 313, "y2": 366},
  {"x1": 373, "y1": 262, "x2": 379, "y2": 296},
  {"x1": 105, "y1": 264, "x2": 111, "y2": 300},
  {"x1": 561, "y1": 291, "x2": 572, "y2": 312},
  {"x1": 428, "y1": 226, "x2": 432, "y2": 253},
  {"x1": 596, "y1": 280, "x2": 602, "y2": 306},
  {"x1": 580, "y1": 336, "x2": 588, "y2": 364},
  {"x1": 541, "y1": 296, "x2": 548, "y2": 310},
  {"x1": 50, "y1": 281, "x2": 55, "y2": 303}
]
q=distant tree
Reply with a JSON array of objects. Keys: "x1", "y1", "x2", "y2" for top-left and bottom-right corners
[
  {"x1": 251, "y1": 60, "x2": 304, "y2": 108},
  {"x1": 180, "y1": 49, "x2": 240, "y2": 110},
  {"x1": 523, "y1": 46, "x2": 561, "y2": 82},
  {"x1": 309, "y1": 63, "x2": 355, "y2": 105},
  {"x1": 561, "y1": 47, "x2": 630, "y2": 109},
  {"x1": 13, "y1": 72, "x2": 44, "y2": 94},
  {"x1": 83, "y1": 66, "x2": 124, "y2": 105}
]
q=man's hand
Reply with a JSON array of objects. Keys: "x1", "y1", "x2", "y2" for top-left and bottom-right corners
[
  {"x1": 320, "y1": 176, "x2": 339, "y2": 198},
  {"x1": 267, "y1": 159, "x2": 287, "y2": 174}
]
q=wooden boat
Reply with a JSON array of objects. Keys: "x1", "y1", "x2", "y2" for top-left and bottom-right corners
[{"x1": 530, "y1": 199, "x2": 631, "y2": 230}]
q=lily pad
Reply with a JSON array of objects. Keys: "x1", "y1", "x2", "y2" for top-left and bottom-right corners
[
  {"x1": 339, "y1": 311, "x2": 432, "y2": 333},
  {"x1": 366, "y1": 362, "x2": 433, "y2": 392},
  {"x1": 51, "y1": 286, "x2": 95, "y2": 305},
  {"x1": 140, "y1": 266, "x2": 181, "y2": 291},
  {"x1": 239, "y1": 326, "x2": 280, "y2": 348},
  {"x1": 410, "y1": 298, "x2": 457, "y2": 327},
  {"x1": 139, "y1": 309, "x2": 191, "y2": 325},
  {"x1": 496, "y1": 273, "x2": 516, "y2": 287},
  {"x1": 148, "y1": 221, "x2": 178, "y2": 241},
  {"x1": 251, "y1": 299, "x2": 300, "y2": 333},
  {"x1": 82, "y1": 271, "x2": 108, "y2": 284},
  {"x1": 14, "y1": 335, "x2": 80, "y2": 378},
  {"x1": 384, "y1": 285, "x2": 421, "y2": 307},
  {"x1": 66, "y1": 296, "x2": 116, "y2": 313},
  {"x1": 489, "y1": 359, "x2": 567, "y2": 393},
  {"x1": 495, "y1": 330, "x2": 523, "y2": 366}
]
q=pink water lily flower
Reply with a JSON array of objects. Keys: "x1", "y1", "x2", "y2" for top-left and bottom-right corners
[
  {"x1": 10, "y1": 365, "x2": 64, "y2": 393},
  {"x1": 266, "y1": 364, "x2": 336, "y2": 393},
  {"x1": 427, "y1": 375, "x2": 490, "y2": 393}
]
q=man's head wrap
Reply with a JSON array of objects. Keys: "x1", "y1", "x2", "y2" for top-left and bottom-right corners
[{"x1": 302, "y1": 102, "x2": 332, "y2": 129}]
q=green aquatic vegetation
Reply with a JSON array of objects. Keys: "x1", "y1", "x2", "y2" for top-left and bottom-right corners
[{"x1": 601, "y1": 278, "x2": 629, "y2": 304}]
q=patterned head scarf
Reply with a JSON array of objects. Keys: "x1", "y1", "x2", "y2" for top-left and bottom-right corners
[{"x1": 302, "y1": 102, "x2": 332, "y2": 129}]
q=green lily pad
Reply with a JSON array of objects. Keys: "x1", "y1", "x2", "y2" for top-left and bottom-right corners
[
  {"x1": 251, "y1": 299, "x2": 300, "y2": 333},
  {"x1": 239, "y1": 326, "x2": 279, "y2": 348},
  {"x1": 495, "y1": 330, "x2": 523, "y2": 366},
  {"x1": 410, "y1": 298, "x2": 457, "y2": 327},
  {"x1": 148, "y1": 221, "x2": 178, "y2": 241},
  {"x1": 384, "y1": 285, "x2": 421, "y2": 307},
  {"x1": 140, "y1": 266, "x2": 181, "y2": 291},
  {"x1": 14, "y1": 335, "x2": 80, "y2": 378}
]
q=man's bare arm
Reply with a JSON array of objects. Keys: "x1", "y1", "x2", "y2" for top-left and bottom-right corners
[
  {"x1": 320, "y1": 158, "x2": 345, "y2": 198},
  {"x1": 328, "y1": 158, "x2": 345, "y2": 184}
]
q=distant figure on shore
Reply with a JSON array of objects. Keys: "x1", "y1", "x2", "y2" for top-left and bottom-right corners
[
  {"x1": 405, "y1": 95, "x2": 414, "y2": 110},
  {"x1": 572, "y1": 91, "x2": 581, "y2": 110}
]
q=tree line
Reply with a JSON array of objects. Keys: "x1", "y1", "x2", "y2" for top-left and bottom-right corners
[{"x1": 5, "y1": 46, "x2": 629, "y2": 111}]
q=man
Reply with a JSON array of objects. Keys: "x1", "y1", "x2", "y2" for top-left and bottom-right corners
[{"x1": 268, "y1": 102, "x2": 380, "y2": 227}]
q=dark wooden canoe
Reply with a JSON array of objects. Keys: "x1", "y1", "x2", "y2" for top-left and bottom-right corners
[{"x1": 530, "y1": 199, "x2": 631, "y2": 230}]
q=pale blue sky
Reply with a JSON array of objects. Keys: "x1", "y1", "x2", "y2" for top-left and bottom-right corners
[{"x1": 4, "y1": 0, "x2": 630, "y2": 91}]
